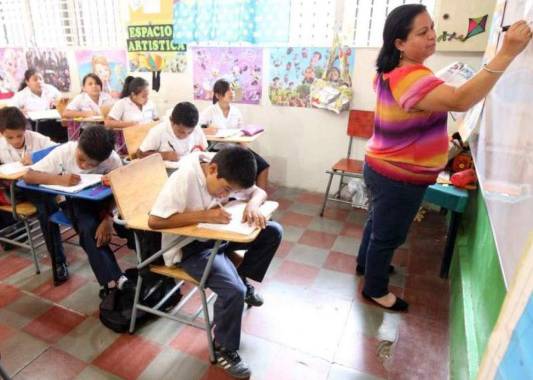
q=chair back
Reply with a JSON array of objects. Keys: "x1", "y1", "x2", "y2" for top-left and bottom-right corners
[
  {"x1": 123, "y1": 123, "x2": 157, "y2": 159},
  {"x1": 347, "y1": 110, "x2": 374, "y2": 139},
  {"x1": 108, "y1": 154, "x2": 168, "y2": 222},
  {"x1": 31, "y1": 144, "x2": 60, "y2": 164},
  {"x1": 55, "y1": 98, "x2": 70, "y2": 117}
]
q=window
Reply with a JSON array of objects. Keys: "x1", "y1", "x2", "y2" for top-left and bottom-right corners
[
  {"x1": 0, "y1": 0, "x2": 32, "y2": 46},
  {"x1": 288, "y1": 0, "x2": 336, "y2": 47}
]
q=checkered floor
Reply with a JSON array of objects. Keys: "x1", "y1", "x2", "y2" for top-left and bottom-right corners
[{"x1": 0, "y1": 186, "x2": 450, "y2": 380}]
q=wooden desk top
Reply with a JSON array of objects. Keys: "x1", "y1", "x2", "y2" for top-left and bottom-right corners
[
  {"x1": 62, "y1": 116, "x2": 104, "y2": 123},
  {"x1": 206, "y1": 131, "x2": 264, "y2": 144}
]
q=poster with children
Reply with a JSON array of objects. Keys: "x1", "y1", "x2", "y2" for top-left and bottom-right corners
[
  {"x1": 25, "y1": 49, "x2": 71, "y2": 92},
  {"x1": 268, "y1": 47, "x2": 355, "y2": 108},
  {"x1": 75, "y1": 49, "x2": 128, "y2": 98},
  {"x1": 192, "y1": 47, "x2": 262, "y2": 104},
  {"x1": 0, "y1": 48, "x2": 27, "y2": 99}
]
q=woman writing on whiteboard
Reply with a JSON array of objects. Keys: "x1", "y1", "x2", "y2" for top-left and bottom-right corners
[{"x1": 358, "y1": 4, "x2": 531, "y2": 311}]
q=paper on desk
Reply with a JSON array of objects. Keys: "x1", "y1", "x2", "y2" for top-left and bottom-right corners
[
  {"x1": 198, "y1": 200, "x2": 278, "y2": 235},
  {"x1": 0, "y1": 162, "x2": 27, "y2": 176},
  {"x1": 41, "y1": 174, "x2": 102, "y2": 193},
  {"x1": 215, "y1": 129, "x2": 241, "y2": 138},
  {"x1": 27, "y1": 110, "x2": 61, "y2": 120}
]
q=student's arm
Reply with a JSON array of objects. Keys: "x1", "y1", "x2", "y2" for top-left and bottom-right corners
[
  {"x1": 62, "y1": 109, "x2": 97, "y2": 118},
  {"x1": 23, "y1": 169, "x2": 80, "y2": 186},
  {"x1": 148, "y1": 208, "x2": 230, "y2": 229},
  {"x1": 416, "y1": 21, "x2": 531, "y2": 112},
  {"x1": 242, "y1": 186, "x2": 268, "y2": 229}
]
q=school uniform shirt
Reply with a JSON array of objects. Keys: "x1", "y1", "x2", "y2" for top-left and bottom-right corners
[
  {"x1": 150, "y1": 152, "x2": 257, "y2": 266},
  {"x1": 0, "y1": 130, "x2": 56, "y2": 164},
  {"x1": 65, "y1": 92, "x2": 114, "y2": 114},
  {"x1": 199, "y1": 103, "x2": 243, "y2": 130},
  {"x1": 11, "y1": 84, "x2": 61, "y2": 112},
  {"x1": 31, "y1": 141, "x2": 122, "y2": 175},
  {"x1": 138, "y1": 120, "x2": 207, "y2": 157},
  {"x1": 107, "y1": 97, "x2": 158, "y2": 124}
]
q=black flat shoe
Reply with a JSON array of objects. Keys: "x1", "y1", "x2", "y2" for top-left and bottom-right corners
[
  {"x1": 362, "y1": 291, "x2": 409, "y2": 312},
  {"x1": 356, "y1": 264, "x2": 395, "y2": 276},
  {"x1": 54, "y1": 262, "x2": 69, "y2": 285}
]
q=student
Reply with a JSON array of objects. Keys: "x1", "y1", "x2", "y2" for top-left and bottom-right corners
[
  {"x1": 63, "y1": 73, "x2": 113, "y2": 119},
  {"x1": 10, "y1": 68, "x2": 67, "y2": 143},
  {"x1": 148, "y1": 147, "x2": 282, "y2": 379},
  {"x1": 138, "y1": 101, "x2": 207, "y2": 162},
  {"x1": 199, "y1": 79, "x2": 270, "y2": 190},
  {"x1": 23, "y1": 125, "x2": 129, "y2": 293}
]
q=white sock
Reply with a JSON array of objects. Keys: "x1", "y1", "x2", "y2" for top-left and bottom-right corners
[{"x1": 117, "y1": 275, "x2": 128, "y2": 289}]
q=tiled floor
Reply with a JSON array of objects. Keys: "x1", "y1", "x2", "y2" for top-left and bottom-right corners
[{"x1": 0, "y1": 186, "x2": 450, "y2": 380}]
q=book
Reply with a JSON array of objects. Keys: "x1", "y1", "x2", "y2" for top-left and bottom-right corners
[
  {"x1": 241, "y1": 124, "x2": 264, "y2": 136},
  {"x1": 27, "y1": 109, "x2": 61, "y2": 120},
  {"x1": 198, "y1": 200, "x2": 279, "y2": 235},
  {"x1": 41, "y1": 173, "x2": 103, "y2": 193},
  {"x1": 0, "y1": 162, "x2": 27, "y2": 176},
  {"x1": 215, "y1": 129, "x2": 241, "y2": 138}
]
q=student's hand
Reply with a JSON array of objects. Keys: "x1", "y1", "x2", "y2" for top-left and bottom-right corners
[
  {"x1": 60, "y1": 173, "x2": 81, "y2": 186},
  {"x1": 500, "y1": 20, "x2": 532, "y2": 58},
  {"x1": 205, "y1": 207, "x2": 232, "y2": 224},
  {"x1": 83, "y1": 110, "x2": 98, "y2": 117},
  {"x1": 203, "y1": 126, "x2": 217, "y2": 136},
  {"x1": 21, "y1": 154, "x2": 32, "y2": 166},
  {"x1": 242, "y1": 205, "x2": 266, "y2": 229},
  {"x1": 95, "y1": 217, "x2": 112, "y2": 247},
  {"x1": 160, "y1": 151, "x2": 179, "y2": 161}
]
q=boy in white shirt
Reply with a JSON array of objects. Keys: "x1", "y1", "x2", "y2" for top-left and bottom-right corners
[
  {"x1": 138, "y1": 102, "x2": 207, "y2": 162},
  {"x1": 148, "y1": 147, "x2": 283, "y2": 379},
  {"x1": 23, "y1": 126, "x2": 129, "y2": 292}
]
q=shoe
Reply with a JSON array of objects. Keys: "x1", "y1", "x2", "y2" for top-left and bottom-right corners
[
  {"x1": 242, "y1": 278, "x2": 263, "y2": 307},
  {"x1": 362, "y1": 291, "x2": 409, "y2": 312},
  {"x1": 356, "y1": 264, "x2": 395, "y2": 276},
  {"x1": 54, "y1": 262, "x2": 69, "y2": 285},
  {"x1": 1, "y1": 242, "x2": 15, "y2": 251},
  {"x1": 99, "y1": 286, "x2": 110, "y2": 300},
  {"x1": 214, "y1": 344, "x2": 252, "y2": 379}
]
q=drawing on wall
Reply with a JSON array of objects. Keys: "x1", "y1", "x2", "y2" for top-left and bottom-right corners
[
  {"x1": 25, "y1": 49, "x2": 71, "y2": 91},
  {"x1": 0, "y1": 48, "x2": 27, "y2": 99},
  {"x1": 268, "y1": 47, "x2": 355, "y2": 108},
  {"x1": 75, "y1": 50, "x2": 128, "y2": 98},
  {"x1": 129, "y1": 51, "x2": 187, "y2": 73},
  {"x1": 192, "y1": 47, "x2": 262, "y2": 104}
]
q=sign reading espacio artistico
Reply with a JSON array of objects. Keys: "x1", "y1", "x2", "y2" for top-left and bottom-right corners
[{"x1": 127, "y1": 24, "x2": 186, "y2": 52}]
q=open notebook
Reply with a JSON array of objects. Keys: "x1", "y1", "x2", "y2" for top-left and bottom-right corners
[
  {"x1": 41, "y1": 174, "x2": 102, "y2": 193},
  {"x1": 0, "y1": 162, "x2": 28, "y2": 176},
  {"x1": 198, "y1": 200, "x2": 278, "y2": 235},
  {"x1": 27, "y1": 110, "x2": 61, "y2": 120}
]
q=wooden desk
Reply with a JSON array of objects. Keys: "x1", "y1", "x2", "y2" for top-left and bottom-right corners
[{"x1": 123, "y1": 123, "x2": 157, "y2": 159}]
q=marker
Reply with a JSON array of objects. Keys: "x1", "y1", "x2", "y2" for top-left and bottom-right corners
[{"x1": 501, "y1": 21, "x2": 533, "y2": 31}]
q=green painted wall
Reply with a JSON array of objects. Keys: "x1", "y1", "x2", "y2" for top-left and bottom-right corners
[{"x1": 449, "y1": 190, "x2": 506, "y2": 380}]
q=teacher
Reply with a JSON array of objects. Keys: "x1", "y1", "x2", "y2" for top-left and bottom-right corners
[{"x1": 357, "y1": 4, "x2": 531, "y2": 311}]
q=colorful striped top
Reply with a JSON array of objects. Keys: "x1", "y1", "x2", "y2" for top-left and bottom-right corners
[{"x1": 365, "y1": 64, "x2": 448, "y2": 185}]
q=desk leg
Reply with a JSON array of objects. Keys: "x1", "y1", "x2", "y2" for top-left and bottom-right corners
[{"x1": 440, "y1": 211, "x2": 461, "y2": 279}]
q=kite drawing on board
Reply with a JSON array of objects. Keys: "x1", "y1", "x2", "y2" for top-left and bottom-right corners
[{"x1": 465, "y1": 14, "x2": 489, "y2": 40}]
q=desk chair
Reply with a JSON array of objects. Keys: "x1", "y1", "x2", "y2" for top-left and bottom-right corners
[
  {"x1": 123, "y1": 123, "x2": 157, "y2": 160},
  {"x1": 108, "y1": 154, "x2": 218, "y2": 361},
  {"x1": 320, "y1": 110, "x2": 374, "y2": 216}
]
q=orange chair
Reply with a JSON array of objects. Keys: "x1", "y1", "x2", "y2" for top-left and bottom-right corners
[{"x1": 319, "y1": 110, "x2": 374, "y2": 216}]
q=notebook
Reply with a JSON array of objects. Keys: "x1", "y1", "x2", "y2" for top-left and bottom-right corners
[
  {"x1": 27, "y1": 109, "x2": 61, "y2": 120},
  {"x1": 241, "y1": 124, "x2": 264, "y2": 136},
  {"x1": 198, "y1": 200, "x2": 279, "y2": 235},
  {"x1": 41, "y1": 174, "x2": 103, "y2": 193},
  {"x1": 0, "y1": 162, "x2": 27, "y2": 176},
  {"x1": 215, "y1": 129, "x2": 242, "y2": 138}
]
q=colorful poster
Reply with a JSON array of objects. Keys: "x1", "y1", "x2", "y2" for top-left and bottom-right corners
[
  {"x1": 74, "y1": 50, "x2": 128, "y2": 98},
  {"x1": 192, "y1": 47, "x2": 262, "y2": 104},
  {"x1": 0, "y1": 48, "x2": 27, "y2": 99},
  {"x1": 129, "y1": 51, "x2": 187, "y2": 73},
  {"x1": 268, "y1": 47, "x2": 355, "y2": 108},
  {"x1": 25, "y1": 49, "x2": 70, "y2": 92}
]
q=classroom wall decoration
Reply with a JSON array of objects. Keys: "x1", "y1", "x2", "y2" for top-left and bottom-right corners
[
  {"x1": 0, "y1": 48, "x2": 27, "y2": 99},
  {"x1": 192, "y1": 47, "x2": 262, "y2": 104},
  {"x1": 75, "y1": 50, "x2": 128, "y2": 98},
  {"x1": 25, "y1": 49, "x2": 71, "y2": 92},
  {"x1": 268, "y1": 47, "x2": 355, "y2": 108}
]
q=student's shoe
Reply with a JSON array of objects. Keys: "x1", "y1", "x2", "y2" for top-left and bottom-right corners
[
  {"x1": 356, "y1": 264, "x2": 395, "y2": 276},
  {"x1": 99, "y1": 286, "x2": 110, "y2": 300},
  {"x1": 0, "y1": 242, "x2": 15, "y2": 251},
  {"x1": 362, "y1": 291, "x2": 409, "y2": 312},
  {"x1": 242, "y1": 278, "x2": 263, "y2": 307},
  {"x1": 54, "y1": 262, "x2": 69, "y2": 285},
  {"x1": 214, "y1": 344, "x2": 252, "y2": 379}
]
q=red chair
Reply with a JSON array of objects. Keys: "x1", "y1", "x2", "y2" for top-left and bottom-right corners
[{"x1": 319, "y1": 110, "x2": 374, "y2": 216}]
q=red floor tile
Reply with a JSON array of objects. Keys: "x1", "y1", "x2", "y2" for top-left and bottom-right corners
[
  {"x1": 275, "y1": 198, "x2": 294, "y2": 210},
  {"x1": 391, "y1": 247, "x2": 409, "y2": 268},
  {"x1": 323, "y1": 251, "x2": 357, "y2": 274},
  {"x1": 93, "y1": 334, "x2": 161, "y2": 380},
  {"x1": 296, "y1": 192, "x2": 324, "y2": 205},
  {"x1": 321, "y1": 207, "x2": 350, "y2": 222},
  {"x1": 169, "y1": 325, "x2": 211, "y2": 362},
  {"x1": 340, "y1": 222, "x2": 364, "y2": 239},
  {"x1": 0, "y1": 254, "x2": 32, "y2": 280},
  {"x1": 270, "y1": 260, "x2": 320, "y2": 287},
  {"x1": 298, "y1": 230, "x2": 338, "y2": 250},
  {"x1": 32, "y1": 273, "x2": 90, "y2": 303},
  {"x1": 276, "y1": 241, "x2": 294, "y2": 259},
  {"x1": 23, "y1": 305, "x2": 86, "y2": 344},
  {"x1": 279, "y1": 211, "x2": 314, "y2": 228},
  {"x1": 15, "y1": 347, "x2": 86, "y2": 380},
  {"x1": 0, "y1": 283, "x2": 22, "y2": 308}
]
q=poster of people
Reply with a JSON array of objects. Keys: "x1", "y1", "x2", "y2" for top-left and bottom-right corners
[
  {"x1": 268, "y1": 47, "x2": 355, "y2": 108},
  {"x1": 25, "y1": 49, "x2": 71, "y2": 92},
  {"x1": 75, "y1": 49, "x2": 128, "y2": 98},
  {"x1": 192, "y1": 47, "x2": 262, "y2": 104},
  {"x1": 0, "y1": 48, "x2": 27, "y2": 99}
]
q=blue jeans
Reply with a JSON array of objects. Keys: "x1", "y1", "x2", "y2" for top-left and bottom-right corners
[{"x1": 357, "y1": 164, "x2": 428, "y2": 298}]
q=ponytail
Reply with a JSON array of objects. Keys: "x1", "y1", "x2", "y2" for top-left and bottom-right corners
[{"x1": 120, "y1": 76, "x2": 148, "y2": 98}]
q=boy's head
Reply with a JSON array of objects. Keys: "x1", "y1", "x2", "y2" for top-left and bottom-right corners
[
  {"x1": 205, "y1": 146, "x2": 257, "y2": 198},
  {"x1": 169, "y1": 102, "x2": 199, "y2": 139},
  {"x1": 0, "y1": 106, "x2": 29, "y2": 149},
  {"x1": 76, "y1": 125, "x2": 115, "y2": 170}
]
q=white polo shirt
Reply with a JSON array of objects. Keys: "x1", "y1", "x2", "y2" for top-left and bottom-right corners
[
  {"x1": 31, "y1": 141, "x2": 122, "y2": 175},
  {"x1": 65, "y1": 92, "x2": 114, "y2": 114},
  {"x1": 107, "y1": 97, "x2": 158, "y2": 124},
  {"x1": 11, "y1": 84, "x2": 61, "y2": 112},
  {"x1": 199, "y1": 103, "x2": 243, "y2": 130},
  {"x1": 0, "y1": 131, "x2": 56, "y2": 164},
  {"x1": 139, "y1": 120, "x2": 207, "y2": 157}
]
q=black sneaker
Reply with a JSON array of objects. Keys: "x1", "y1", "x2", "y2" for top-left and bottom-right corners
[
  {"x1": 214, "y1": 345, "x2": 251, "y2": 379},
  {"x1": 54, "y1": 262, "x2": 69, "y2": 285},
  {"x1": 242, "y1": 278, "x2": 263, "y2": 307}
]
